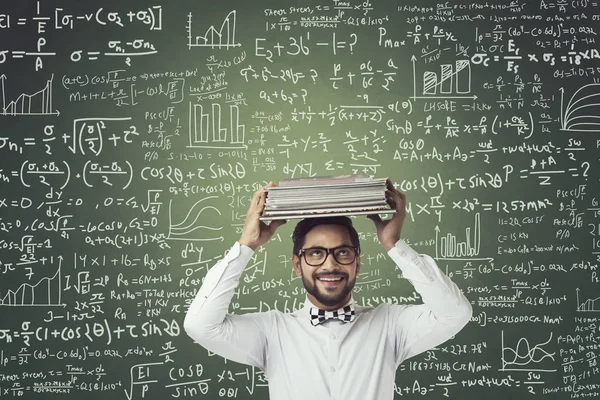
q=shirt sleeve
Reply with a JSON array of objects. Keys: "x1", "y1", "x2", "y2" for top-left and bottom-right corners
[
  {"x1": 183, "y1": 242, "x2": 272, "y2": 370},
  {"x1": 386, "y1": 239, "x2": 473, "y2": 364}
]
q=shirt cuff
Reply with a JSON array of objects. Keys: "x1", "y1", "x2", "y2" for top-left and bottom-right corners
[
  {"x1": 214, "y1": 242, "x2": 255, "y2": 271},
  {"x1": 387, "y1": 239, "x2": 434, "y2": 283},
  {"x1": 237, "y1": 242, "x2": 255, "y2": 260},
  {"x1": 213, "y1": 242, "x2": 254, "y2": 273},
  {"x1": 197, "y1": 242, "x2": 255, "y2": 305}
]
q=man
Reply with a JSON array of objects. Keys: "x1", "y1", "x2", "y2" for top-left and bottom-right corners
[{"x1": 184, "y1": 179, "x2": 472, "y2": 400}]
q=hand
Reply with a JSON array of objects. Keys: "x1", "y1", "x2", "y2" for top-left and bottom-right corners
[
  {"x1": 239, "y1": 182, "x2": 286, "y2": 250},
  {"x1": 367, "y1": 178, "x2": 407, "y2": 251}
]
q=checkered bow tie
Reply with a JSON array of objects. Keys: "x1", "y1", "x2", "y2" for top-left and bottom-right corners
[{"x1": 309, "y1": 304, "x2": 356, "y2": 326}]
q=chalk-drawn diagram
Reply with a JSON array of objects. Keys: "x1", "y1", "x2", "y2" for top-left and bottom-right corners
[
  {"x1": 167, "y1": 197, "x2": 224, "y2": 241},
  {"x1": 186, "y1": 10, "x2": 240, "y2": 50},
  {"x1": 434, "y1": 212, "x2": 491, "y2": 261},
  {"x1": 411, "y1": 56, "x2": 475, "y2": 100},
  {"x1": 500, "y1": 330, "x2": 556, "y2": 372},
  {"x1": 0, "y1": 258, "x2": 62, "y2": 307},
  {"x1": 188, "y1": 102, "x2": 247, "y2": 149},
  {"x1": 1, "y1": 74, "x2": 58, "y2": 116},
  {"x1": 560, "y1": 84, "x2": 600, "y2": 132},
  {"x1": 576, "y1": 288, "x2": 600, "y2": 312}
]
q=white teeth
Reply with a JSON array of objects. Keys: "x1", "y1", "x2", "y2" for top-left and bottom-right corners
[{"x1": 319, "y1": 277, "x2": 342, "y2": 281}]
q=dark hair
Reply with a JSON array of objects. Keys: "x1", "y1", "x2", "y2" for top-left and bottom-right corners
[{"x1": 292, "y1": 216, "x2": 360, "y2": 256}]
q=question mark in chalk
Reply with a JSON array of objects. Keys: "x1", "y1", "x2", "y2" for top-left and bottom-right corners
[
  {"x1": 310, "y1": 69, "x2": 318, "y2": 83},
  {"x1": 349, "y1": 33, "x2": 357, "y2": 54},
  {"x1": 301, "y1": 89, "x2": 307, "y2": 103}
]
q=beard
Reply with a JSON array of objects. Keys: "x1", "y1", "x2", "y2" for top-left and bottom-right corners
[{"x1": 300, "y1": 267, "x2": 357, "y2": 308}]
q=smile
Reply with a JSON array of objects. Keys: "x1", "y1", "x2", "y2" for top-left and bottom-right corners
[{"x1": 317, "y1": 276, "x2": 345, "y2": 286}]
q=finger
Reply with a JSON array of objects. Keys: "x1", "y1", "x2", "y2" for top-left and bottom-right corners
[
  {"x1": 388, "y1": 184, "x2": 403, "y2": 198},
  {"x1": 385, "y1": 189, "x2": 399, "y2": 206},
  {"x1": 261, "y1": 181, "x2": 275, "y2": 200},
  {"x1": 255, "y1": 182, "x2": 276, "y2": 214},
  {"x1": 248, "y1": 187, "x2": 267, "y2": 215},
  {"x1": 386, "y1": 177, "x2": 395, "y2": 191},
  {"x1": 385, "y1": 180, "x2": 404, "y2": 200},
  {"x1": 262, "y1": 181, "x2": 276, "y2": 197},
  {"x1": 385, "y1": 178, "x2": 403, "y2": 195},
  {"x1": 250, "y1": 189, "x2": 262, "y2": 206},
  {"x1": 384, "y1": 192, "x2": 394, "y2": 209},
  {"x1": 396, "y1": 191, "x2": 406, "y2": 207},
  {"x1": 391, "y1": 189, "x2": 403, "y2": 201}
]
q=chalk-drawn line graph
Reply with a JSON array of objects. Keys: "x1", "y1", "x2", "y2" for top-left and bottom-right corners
[
  {"x1": 1, "y1": 74, "x2": 59, "y2": 116},
  {"x1": 576, "y1": 288, "x2": 600, "y2": 312},
  {"x1": 167, "y1": 197, "x2": 224, "y2": 241},
  {"x1": 0, "y1": 258, "x2": 63, "y2": 307},
  {"x1": 186, "y1": 10, "x2": 241, "y2": 50},
  {"x1": 500, "y1": 330, "x2": 556, "y2": 372},
  {"x1": 560, "y1": 84, "x2": 600, "y2": 132}
]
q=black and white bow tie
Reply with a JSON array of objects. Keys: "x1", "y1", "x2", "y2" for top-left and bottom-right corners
[{"x1": 309, "y1": 304, "x2": 356, "y2": 326}]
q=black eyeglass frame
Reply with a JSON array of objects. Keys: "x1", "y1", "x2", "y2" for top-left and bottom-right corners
[{"x1": 297, "y1": 245, "x2": 360, "y2": 266}]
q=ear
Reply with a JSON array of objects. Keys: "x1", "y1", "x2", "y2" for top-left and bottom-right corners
[{"x1": 292, "y1": 254, "x2": 302, "y2": 277}]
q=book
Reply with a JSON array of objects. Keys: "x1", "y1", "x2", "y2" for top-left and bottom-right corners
[
  {"x1": 259, "y1": 209, "x2": 396, "y2": 221},
  {"x1": 259, "y1": 174, "x2": 396, "y2": 220},
  {"x1": 276, "y1": 174, "x2": 373, "y2": 187}
]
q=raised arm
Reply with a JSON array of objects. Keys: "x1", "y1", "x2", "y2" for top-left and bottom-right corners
[
  {"x1": 183, "y1": 182, "x2": 286, "y2": 368},
  {"x1": 368, "y1": 179, "x2": 472, "y2": 362},
  {"x1": 387, "y1": 241, "x2": 472, "y2": 363}
]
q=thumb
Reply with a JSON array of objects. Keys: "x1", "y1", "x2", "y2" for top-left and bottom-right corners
[
  {"x1": 268, "y1": 218, "x2": 287, "y2": 233},
  {"x1": 367, "y1": 214, "x2": 383, "y2": 229}
]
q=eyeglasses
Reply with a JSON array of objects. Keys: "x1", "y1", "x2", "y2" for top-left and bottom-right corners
[{"x1": 297, "y1": 245, "x2": 359, "y2": 266}]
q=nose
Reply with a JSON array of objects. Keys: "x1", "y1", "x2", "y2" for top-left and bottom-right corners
[{"x1": 321, "y1": 251, "x2": 341, "y2": 269}]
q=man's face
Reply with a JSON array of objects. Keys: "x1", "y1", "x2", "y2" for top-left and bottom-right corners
[{"x1": 292, "y1": 224, "x2": 360, "y2": 310}]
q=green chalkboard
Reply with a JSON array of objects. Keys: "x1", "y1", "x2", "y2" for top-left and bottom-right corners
[{"x1": 0, "y1": 0, "x2": 599, "y2": 399}]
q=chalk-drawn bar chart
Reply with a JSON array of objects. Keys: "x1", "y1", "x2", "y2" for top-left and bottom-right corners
[
  {"x1": 188, "y1": 103, "x2": 246, "y2": 149},
  {"x1": 423, "y1": 60, "x2": 471, "y2": 95},
  {"x1": 186, "y1": 10, "x2": 241, "y2": 49},
  {"x1": 434, "y1": 212, "x2": 489, "y2": 261},
  {"x1": 1, "y1": 74, "x2": 57, "y2": 116},
  {"x1": 411, "y1": 55, "x2": 476, "y2": 100}
]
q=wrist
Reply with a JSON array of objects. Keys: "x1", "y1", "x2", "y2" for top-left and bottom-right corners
[
  {"x1": 382, "y1": 238, "x2": 399, "y2": 252},
  {"x1": 238, "y1": 238, "x2": 257, "y2": 251}
]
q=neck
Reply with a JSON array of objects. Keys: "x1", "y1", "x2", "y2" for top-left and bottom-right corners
[{"x1": 308, "y1": 293, "x2": 352, "y2": 311}]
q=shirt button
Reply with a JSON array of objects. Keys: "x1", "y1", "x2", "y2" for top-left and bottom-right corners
[
  {"x1": 331, "y1": 334, "x2": 336, "y2": 339},
  {"x1": 331, "y1": 367, "x2": 336, "y2": 373}
]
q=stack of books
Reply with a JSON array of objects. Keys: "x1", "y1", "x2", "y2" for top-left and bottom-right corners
[{"x1": 259, "y1": 175, "x2": 396, "y2": 220}]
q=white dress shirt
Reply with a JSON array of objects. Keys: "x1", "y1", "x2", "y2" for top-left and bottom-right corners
[{"x1": 184, "y1": 239, "x2": 472, "y2": 400}]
